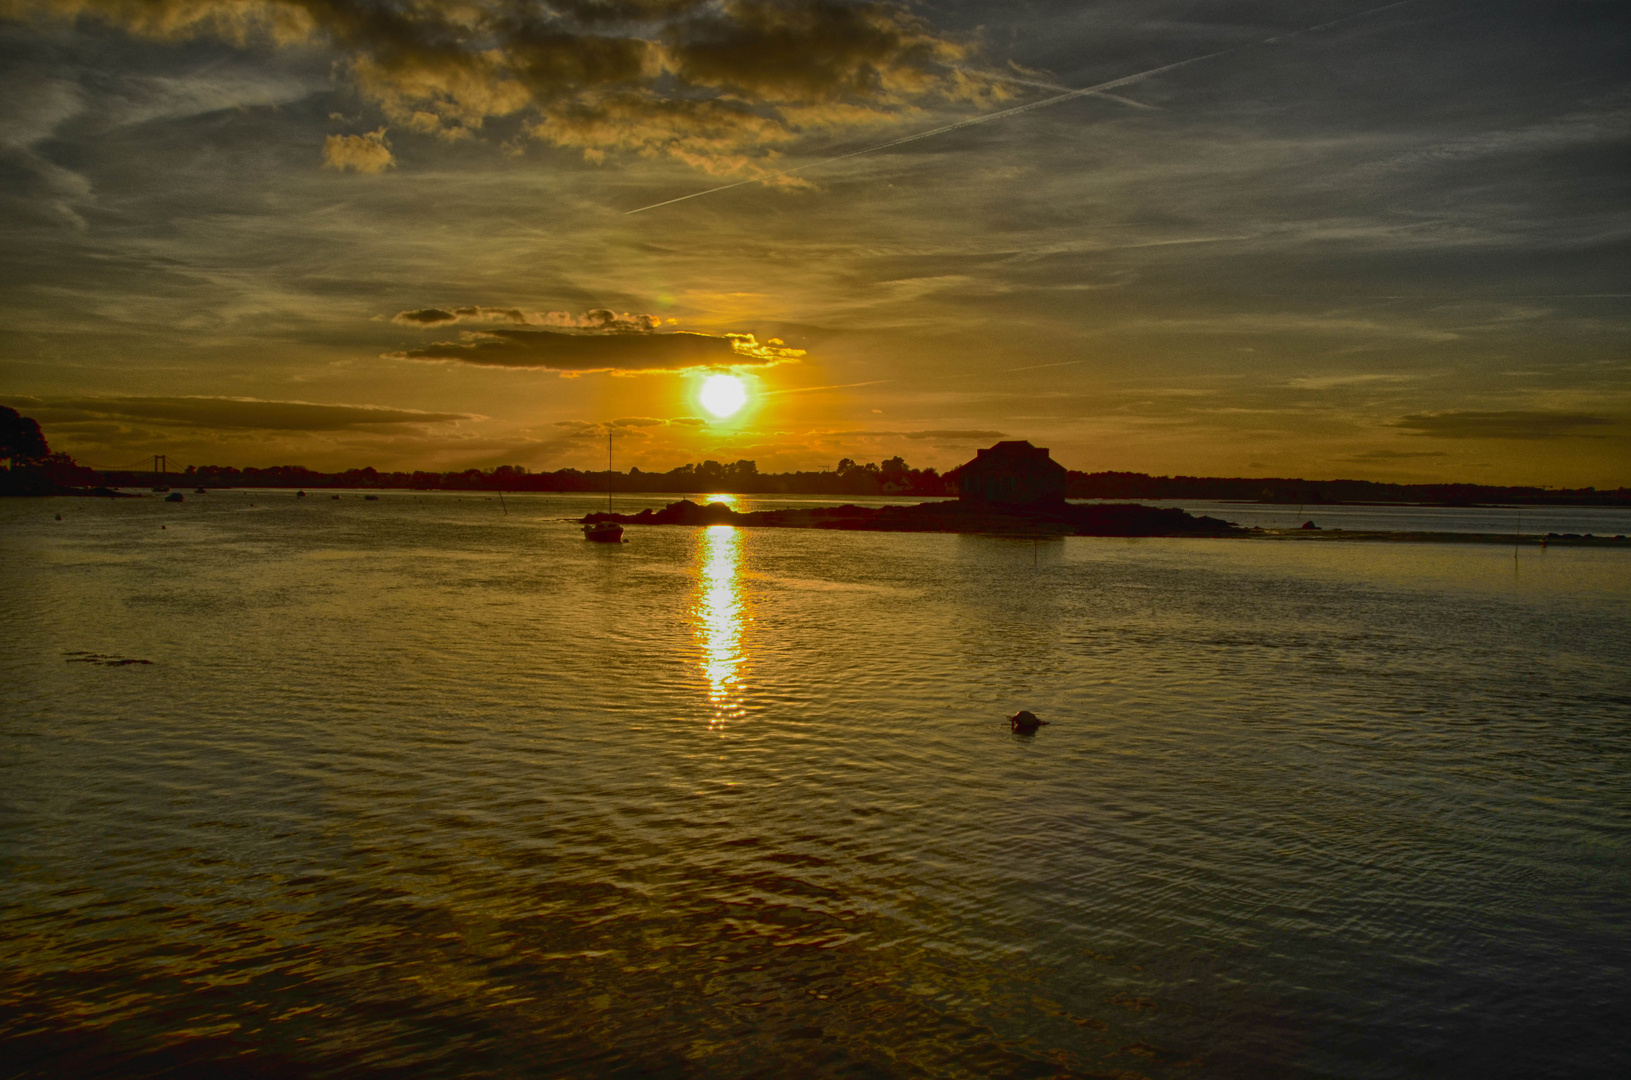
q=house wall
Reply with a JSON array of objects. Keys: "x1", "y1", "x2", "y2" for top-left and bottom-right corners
[{"x1": 960, "y1": 467, "x2": 1065, "y2": 505}]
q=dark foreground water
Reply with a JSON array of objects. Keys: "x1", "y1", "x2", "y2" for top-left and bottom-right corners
[{"x1": 3, "y1": 492, "x2": 1628, "y2": 1079}]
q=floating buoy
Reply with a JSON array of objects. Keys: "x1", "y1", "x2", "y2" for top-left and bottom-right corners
[
  {"x1": 1008, "y1": 710, "x2": 1049, "y2": 734},
  {"x1": 55, "y1": 513, "x2": 62, "y2": 521}
]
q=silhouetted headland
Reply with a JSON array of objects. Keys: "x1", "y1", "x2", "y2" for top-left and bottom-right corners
[
  {"x1": 578, "y1": 501, "x2": 1629, "y2": 544},
  {"x1": 580, "y1": 497, "x2": 1241, "y2": 536},
  {"x1": 583, "y1": 443, "x2": 1245, "y2": 536},
  {"x1": 574, "y1": 442, "x2": 1631, "y2": 544}
]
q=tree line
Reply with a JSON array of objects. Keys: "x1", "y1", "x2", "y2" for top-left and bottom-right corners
[
  {"x1": 151, "y1": 456, "x2": 956, "y2": 496},
  {"x1": 4, "y1": 404, "x2": 1626, "y2": 504}
]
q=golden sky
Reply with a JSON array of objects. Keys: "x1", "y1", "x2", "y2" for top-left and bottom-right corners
[{"x1": 1, "y1": 0, "x2": 1627, "y2": 484}]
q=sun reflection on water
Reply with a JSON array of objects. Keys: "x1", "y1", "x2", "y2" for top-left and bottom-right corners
[{"x1": 692, "y1": 524, "x2": 747, "y2": 725}]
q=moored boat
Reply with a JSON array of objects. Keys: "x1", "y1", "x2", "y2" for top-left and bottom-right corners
[
  {"x1": 583, "y1": 431, "x2": 625, "y2": 543},
  {"x1": 582, "y1": 520, "x2": 624, "y2": 543}
]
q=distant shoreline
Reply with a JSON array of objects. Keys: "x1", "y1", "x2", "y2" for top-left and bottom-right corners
[
  {"x1": 1242, "y1": 530, "x2": 1626, "y2": 546},
  {"x1": 580, "y1": 498, "x2": 1630, "y2": 544},
  {"x1": 66, "y1": 468, "x2": 1631, "y2": 508}
]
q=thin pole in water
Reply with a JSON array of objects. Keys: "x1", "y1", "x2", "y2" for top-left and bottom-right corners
[{"x1": 499, "y1": 491, "x2": 508, "y2": 515}]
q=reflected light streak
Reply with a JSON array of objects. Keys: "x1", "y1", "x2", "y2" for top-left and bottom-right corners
[{"x1": 691, "y1": 525, "x2": 747, "y2": 725}]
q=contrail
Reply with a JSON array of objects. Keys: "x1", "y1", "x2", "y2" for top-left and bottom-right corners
[
  {"x1": 625, "y1": 1, "x2": 1416, "y2": 216},
  {"x1": 761, "y1": 379, "x2": 893, "y2": 397},
  {"x1": 625, "y1": 52, "x2": 1224, "y2": 215},
  {"x1": 965, "y1": 70, "x2": 1159, "y2": 110}
]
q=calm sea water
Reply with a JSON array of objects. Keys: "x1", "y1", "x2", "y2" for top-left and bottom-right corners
[{"x1": 3, "y1": 491, "x2": 1628, "y2": 1079}]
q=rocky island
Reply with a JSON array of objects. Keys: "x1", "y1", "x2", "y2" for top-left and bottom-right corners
[
  {"x1": 580, "y1": 441, "x2": 1241, "y2": 537},
  {"x1": 579, "y1": 496, "x2": 1242, "y2": 537}
]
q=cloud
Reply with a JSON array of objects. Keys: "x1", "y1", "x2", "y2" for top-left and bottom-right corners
[
  {"x1": 391, "y1": 327, "x2": 802, "y2": 373},
  {"x1": 322, "y1": 128, "x2": 394, "y2": 173},
  {"x1": 905, "y1": 428, "x2": 1007, "y2": 440},
  {"x1": 393, "y1": 307, "x2": 459, "y2": 325},
  {"x1": 553, "y1": 415, "x2": 669, "y2": 439},
  {"x1": 392, "y1": 306, "x2": 661, "y2": 331},
  {"x1": 1338, "y1": 449, "x2": 1449, "y2": 462},
  {"x1": 8, "y1": 395, "x2": 468, "y2": 432},
  {"x1": 1392, "y1": 411, "x2": 1616, "y2": 440},
  {"x1": 10, "y1": 0, "x2": 999, "y2": 176},
  {"x1": 1288, "y1": 374, "x2": 1420, "y2": 390}
]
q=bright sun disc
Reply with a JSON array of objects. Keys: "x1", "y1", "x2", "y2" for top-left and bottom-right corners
[{"x1": 700, "y1": 374, "x2": 747, "y2": 418}]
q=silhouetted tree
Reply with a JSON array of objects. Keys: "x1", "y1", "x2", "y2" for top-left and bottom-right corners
[{"x1": 0, "y1": 406, "x2": 49, "y2": 466}]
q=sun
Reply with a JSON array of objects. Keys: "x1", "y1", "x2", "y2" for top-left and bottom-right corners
[{"x1": 700, "y1": 374, "x2": 747, "y2": 418}]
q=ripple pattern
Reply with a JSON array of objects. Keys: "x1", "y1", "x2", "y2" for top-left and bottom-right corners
[{"x1": 2, "y1": 491, "x2": 1628, "y2": 1079}]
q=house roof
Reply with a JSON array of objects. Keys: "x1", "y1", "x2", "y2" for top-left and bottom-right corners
[{"x1": 964, "y1": 440, "x2": 1066, "y2": 473}]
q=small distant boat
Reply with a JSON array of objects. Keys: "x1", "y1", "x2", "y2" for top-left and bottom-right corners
[
  {"x1": 151, "y1": 486, "x2": 169, "y2": 493},
  {"x1": 165, "y1": 492, "x2": 184, "y2": 503},
  {"x1": 364, "y1": 494, "x2": 378, "y2": 501},
  {"x1": 583, "y1": 431, "x2": 625, "y2": 543},
  {"x1": 194, "y1": 487, "x2": 206, "y2": 494}
]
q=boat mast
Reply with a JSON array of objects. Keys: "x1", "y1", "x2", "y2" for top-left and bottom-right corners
[{"x1": 606, "y1": 431, "x2": 613, "y2": 513}]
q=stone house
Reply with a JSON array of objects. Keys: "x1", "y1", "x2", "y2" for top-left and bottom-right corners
[{"x1": 956, "y1": 440, "x2": 1068, "y2": 506}]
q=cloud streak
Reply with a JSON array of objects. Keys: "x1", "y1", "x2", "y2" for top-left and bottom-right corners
[
  {"x1": 8, "y1": 396, "x2": 470, "y2": 431},
  {"x1": 906, "y1": 428, "x2": 1007, "y2": 441},
  {"x1": 1393, "y1": 411, "x2": 1616, "y2": 440},
  {"x1": 390, "y1": 327, "x2": 802, "y2": 373}
]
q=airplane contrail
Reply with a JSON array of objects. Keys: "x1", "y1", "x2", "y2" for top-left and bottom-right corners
[
  {"x1": 625, "y1": 1, "x2": 1417, "y2": 216},
  {"x1": 760, "y1": 379, "x2": 894, "y2": 397},
  {"x1": 964, "y1": 70, "x2": 1159, "y2": 110}
]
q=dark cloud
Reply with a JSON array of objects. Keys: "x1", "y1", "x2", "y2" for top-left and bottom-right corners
[
  {"x1": 1393, "y1": 411, "x2": 1616, "y2": 440},
  {"x1": 663, "y1": 0, "x2": 957, "y2": 105},
  {"x1": 7, "y1": 396, "x2": 468, "y2": 432},
  {"x1": 905, "y1": 429, "x2": 1007, "y2": 440},
  {"x1": 10, "y1": 0, "x2": 992, "y2": 175},
  {"x1": 394, "y1": 308, "x2": 458, "y2": 325},
  {"x1": 392, "y1": 306, "x2": 661, "y2": 330},
  {"x1": 391, "y1": 327, "x2": 801, "y2": 372}
]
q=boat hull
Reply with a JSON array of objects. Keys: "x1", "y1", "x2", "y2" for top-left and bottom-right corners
[{"x1": 583, "y1": 522, "x2": 624, "y2": 543}]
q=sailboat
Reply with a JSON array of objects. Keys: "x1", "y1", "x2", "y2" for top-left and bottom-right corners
[{"x1": 582, "y1": 431, "x2": 625, "y2": 543}]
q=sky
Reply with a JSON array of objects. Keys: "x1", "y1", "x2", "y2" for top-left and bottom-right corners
[{"x1": 0, "y1": 0, "x2": 1626, "y2": 485}]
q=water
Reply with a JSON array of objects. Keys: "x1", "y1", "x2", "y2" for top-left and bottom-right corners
[
  {"x1": 1077, "y1": 499, "x2": 1631, "y2": 536},
  {"x1": 3, "y1": 491, "x2": 1628, "y2": 1079}
]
